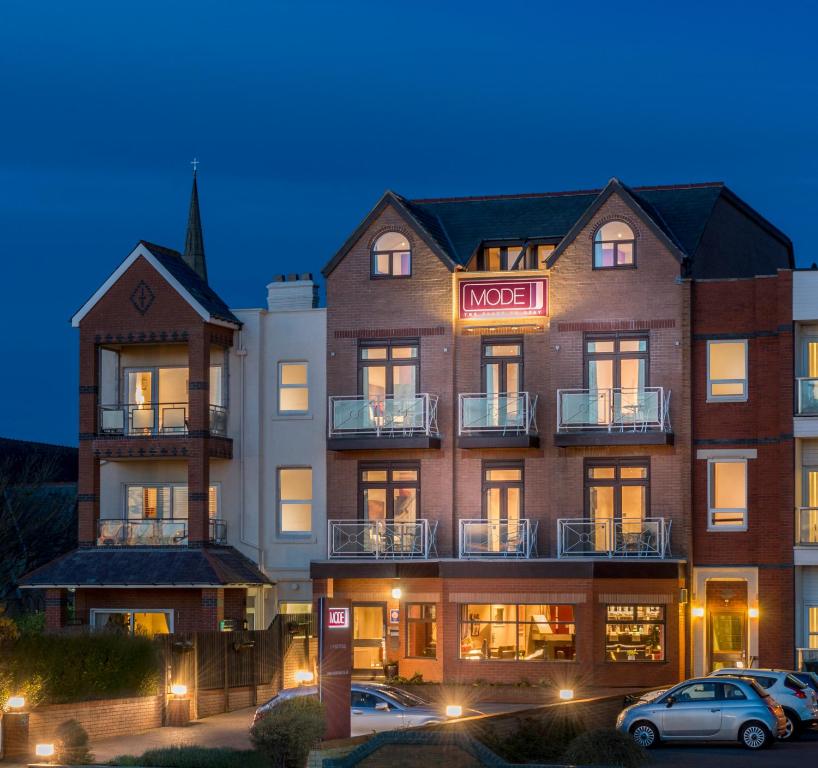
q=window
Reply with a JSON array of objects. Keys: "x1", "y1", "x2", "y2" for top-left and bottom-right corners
[
  {"x1": 125, "y1": 483, "x2": 220, "y2": 519},
  {"x1": 90, "y1": 609, "x2": 173, "y2": 636},
  {"x1": 476, "y1": 244, "x2": 554, "y2": 271},
  {"x1": 459, "y1": 604, "x2": 575, "y2": 661},
  {"x1": 359, "y1": 463, "x2": 419, "y2": 523},
  {"x1": 406, "y1": 603, "x2": 437, "y2": 658},
  {"x1": 606, "y1": 605, "x2": 664, "y2": 662},
  {"x1": 669, "y1": 681, "x2": 719, "y2": 703},
  {"x1": 808, "y1": 606, "x2": 818, "y2": 649},
  {"x1": 707, "y1": 340, "x2": 748, "y2": 401},
  {"x1": 585, "y1": 460, "x2": 649, "y2": 553},
  {"x1": 279, "y1": 602, "x2": 313, "y2": 615},
  {"x1": 722, "y1": 683, "x2": 747, "y2": 700},
  {"x1": 593, "y1": 221, "x2": 635, "y2": 268},
  {"x1": 278, "y1": 468, "x2": 312, "y2": 534},
  {"x1": 371, "y1": 232, "x2": 411, "y2": 277},
  {"x1": 359, "y1": 340, "x2": 419, "y2": 401},
  {"x1": 708, "y1": 458, "x2": 748, "y2": 530},
  {"x1": 278, "y1": 362, "x2": 309, "y2": 414},
  {"x1": 483, "y1": 462, "x2": 524, "y2": 522}
]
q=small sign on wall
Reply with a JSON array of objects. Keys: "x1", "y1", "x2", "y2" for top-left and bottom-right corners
[
  {"x1": 389, "y1": 608, "x2": 400, "y2": 624},
  {"x1": 327, "y1": 607, "x2": 349, "y2": 629}
]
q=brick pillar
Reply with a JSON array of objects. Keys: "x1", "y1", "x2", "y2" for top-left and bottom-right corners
[
  {"x1": 78, "y1": 331, "x2": 100, "y2": 546},
  {"x1": 201, "y1": 588, "x2": 224, "y2": 629},
  {"x1": 188, "y1": 328, "x2": 211, "y2": 544},
  {"x1": 44, "y1": 588, "x2": 69, "y2": 630}
]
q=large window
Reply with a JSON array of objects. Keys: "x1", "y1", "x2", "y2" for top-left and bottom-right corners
[
  {"x1": 707, "y1": 340, "x2": 748, "y2": 401},
  {"x1": 808, "y1": 606, "x2": 818, "y2": 649},
  {"x1": 126, "y1": 483, "x2": 219, "y2": 519},
  {"x1": 359, "y1": 463, "x2": 419, "y2": 523},
  {"x1": 708, "y1": 458, "x2": 748, "y2": 530},
  {"x1": 278, "y1": 362, "x2": 309, "y2": 414},
  {"x1": 584, "y1": 460, "x2": 649, "y2": 554},
  {"x1": 371, "y1": 232, "x2": 411, "y2": 277},
  {"x1": 606, "y1": 605, "x2": 665, "y2": 662},
  {"x1": 593, "y1": 221, "x2": 635, "y2": 268},
  {"x1": 91, "y1": 609, "x2": 172, "y2": 636},
  {"x1": 406, "y1": 603, "x2": 437, "y2": 658},
  {"x1": 477, "y1": 244, "x2": 554, "y2": 271},
  {"x1": 278, "y1": 468, "x2": 313, "y2": 534},
  {"x1": 358, "y1": 340, "x2": 419, "y2": 401},
  {"x1": 459, "y1": 604, "x2": 575, "y2": 661}
]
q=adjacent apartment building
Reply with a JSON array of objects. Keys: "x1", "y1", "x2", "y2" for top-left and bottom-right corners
[
  {"x1": 22, "y1": 174, "x2": 326, "y2": 631},
  {"x1": 312, "y1": 178, "x2": 794, "y2": 688}
]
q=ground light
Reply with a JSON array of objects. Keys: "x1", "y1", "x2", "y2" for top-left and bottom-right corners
[
  {"x1": 5, "y1": 695, "x2": 25, "y2": 710},
  {"x1": 170, "y1": 683, "x2": 187, "y2": 697},
  {"x1": 559, "y1": 689, "x2": 574, "y2": 701},
  {"x1": 445, "y1": 704, "x2": 463, "y2": 717},
  {"x1": 35, "y1": 743, "x2": 55, "y2": 759},
  {"x1": 294, "y1": 670, "x2": 315, "y2": 684}
]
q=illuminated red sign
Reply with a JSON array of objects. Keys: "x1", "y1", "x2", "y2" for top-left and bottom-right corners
[
  {"x1": 459, "y1": 278, "x2": 548, "y2": 319},
  {"x1": 327, "y1": 607, "x2": 349, "y2": 629}
]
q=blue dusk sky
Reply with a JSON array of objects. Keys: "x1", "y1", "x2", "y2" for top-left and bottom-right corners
[{"x1": 1, "y1": 1, "x2": 817, "y2": 446}]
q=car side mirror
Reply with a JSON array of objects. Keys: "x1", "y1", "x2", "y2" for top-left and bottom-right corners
[
  {"x1": 665, "y1": 696, "x2": 675, "y2": 708},
  {"x1": 375, "y1": 702, "x2": 389, "y2": 712}
]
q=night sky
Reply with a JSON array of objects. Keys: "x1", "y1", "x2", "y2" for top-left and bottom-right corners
[{"x1": 2, "y1": 1, "x2": 817, "y2": 446}]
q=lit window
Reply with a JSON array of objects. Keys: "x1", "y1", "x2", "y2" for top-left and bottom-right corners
[
  {"x1": 708, "y1": 459, "x2": 748, "y2": 530},
  {"x1": 477, "y1": 244, "x2": 553, "y2": 271},
  {"x1": 593, "y1": 221, "x2": 635, "y2": 268},
  {"x1": 707, "y1": 340, "x2": 748, "y2": 401},
  {"x1": 372, "y1": 232, "x2": 411, "y2": 277},
  {"x1": 279, "y1": 468, "x2": 312, "y2": 534},
  {"x1": 606, "y1": 605, "x2": 665, "y2": 661},
  {"x1": 278, "y1": 362, "x2": 309, "y2": 413},
  {"x1": 808, "y1": 606, "x2": 818, "y2": 649},
  {"x1": 406, "y1": 603, "x2": 437, "y2": 659},
  {"x1": 125, "y1": 483, "x2": 219, "y2": 519}
]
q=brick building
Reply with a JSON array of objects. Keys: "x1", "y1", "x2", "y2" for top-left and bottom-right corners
[{"x1": 312, "y1": 178, "x2": 794, "y2": 687}]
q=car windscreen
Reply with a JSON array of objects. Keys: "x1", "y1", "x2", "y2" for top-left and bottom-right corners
[{"x1": 377, "y1": 686, "x2": 427, "y2": 708}]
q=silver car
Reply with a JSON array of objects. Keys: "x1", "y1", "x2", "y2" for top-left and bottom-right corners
[{"x1": 616, "y1": 676, "x2": 787, "y2": 750}]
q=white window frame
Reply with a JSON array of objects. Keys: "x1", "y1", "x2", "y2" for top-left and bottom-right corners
[
  {"x1": 89, "y1": 608, "x2": 174, "y2": 634},
  {"x1": 277, "y1": 466, "x2": 313, "y2": 536},
  {"x1": 707, "y1": 457, "x2": 748, "y2": 531},
  {"x1": 278, "y1": 361, "x2": 310, "y2": 415},
  {"x1": 123, "y1": 482, "x2": 221, "y2": 519},
  {"x1": 706, "y1": 339, "x2": 748, "y2": 402}
]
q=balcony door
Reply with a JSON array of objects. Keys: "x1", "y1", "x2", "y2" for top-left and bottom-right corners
[
  {"x1": 358, "y1": 340, "x2": 419, "y2": 429},
  {"x1": 801, "y1": 465, "x2": 818, "y2": 545},
  {"x1": 482, "y1": 338, "x2": 523, "y2": 428},
  {"x1": 799, "y1": 336, "x2": 818, "y2": 413},
  {"x1": 584, "y1": 460, "x2": 649, "y2": 554},
  {"x1": 584, "y1": 334, "x2": 648, "y2": 425},
  {"x1": 359, "y1": 463, "x2": 419, "y2": 554},
  {"x1": 482, "y1": 463, "x2": 523, "y2": 553}
]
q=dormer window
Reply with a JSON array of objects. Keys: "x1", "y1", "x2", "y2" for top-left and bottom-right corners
[
  {"x1": 476, "y1": 244, "x2": 554, "y2": 271},
  {"x1": 371, "y1": 232, "x2": 411, "y2": 277},
  {"x1": 593, "y1": 222, "x2": 635, "y2": 269}
]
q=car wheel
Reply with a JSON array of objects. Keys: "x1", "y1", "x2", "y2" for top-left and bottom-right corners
[
  {"x1": 780, "y1": 710, "x2": 801, "y2": 741},
  {"x1": 630, "y1": 721, "x2": 660, "y2": 749},
  {"x1": 739, "y1": 722, "x2": 771, "y2": 750}
]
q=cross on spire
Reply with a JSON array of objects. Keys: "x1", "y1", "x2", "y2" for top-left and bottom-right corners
[{"x1": 190, "y1": 157, "x2": 200, "y2": 174}]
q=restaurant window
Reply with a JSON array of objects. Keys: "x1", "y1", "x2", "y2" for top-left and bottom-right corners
[
  {"x1": 359, "y1": 462, "x2": 419, "y2": 524},
  {"x1": 278, "y1": 362, "x2": 309, "y2": 413},
  {"x1": 459, "y1": 604, "x2": 575, "y2": 661},
  {"x1": 707, "y1": 340, "x2": 748, "y2": 401},
  {"x1": 477, "y1": 244, "x2": 554, "y2": 271},
  {"x1": 605, "y1": 605, "x2": 665, "y2": 661},
  {"x1": 593, "y1": 221, "x2": 635, "y2": 268},
  {"x1": 371, "y1": 231, "x2": 411, "y2": 277},
  {"x1": 126, "y1": 483, "x2": 220, "y2": 519},
  {"x1": 708, "y1": 458, "x2": 748, "y2": 530},
  {"x1": 406, "y1": 603, "x2": 437, "y2": 658},
  {"x1": 278, "y1": 467, "x2": 313, "y2": 534}
]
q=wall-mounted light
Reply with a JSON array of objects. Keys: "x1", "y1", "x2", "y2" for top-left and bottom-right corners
[
  {"x1": 6, "y1": 695, "x2": 25, "y2": 710},
  {"x1": 748, "y1": 607, "x2": 759, "y2": 619},
  {"x1": 391, "y1": 587, "x2": 402, "y2": 600},
  {"x1": 170, "y1": 683, "x2": 188, "y2": 698},
  {"x1": 35, "y1": 743, "x2": 55, "y2": 759},
  {"x1": 294, "y1": 670, "x2": 314, "y2": 685},
  {"x1": 559, "y1": 689, "x2": 574, "y2": 701},
  {"x1": 692, "y1": 606, "x2": 705, "y2": 618}
]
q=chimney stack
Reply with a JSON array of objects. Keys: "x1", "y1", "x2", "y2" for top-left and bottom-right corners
[{"x1": 266, "y1": 273, "x2": 319, "y2": 311}]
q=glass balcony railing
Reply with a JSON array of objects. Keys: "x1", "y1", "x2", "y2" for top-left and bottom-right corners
[
  {"x1": 557, "y1": 517, "x2": 670, "y2": 558},
  {"x1": 796, "y1": 507, "x2": 818, "y2": 545},
  {"x1": 328, "y1": 394, "x2": 439, "y2": 438},
  {"x1": 97, "y1": 518, "x2": 226, "y2": 546},
  {"x1": 327, "y1": 519, "x2": 437, "y2": 559},
  {"x1": 556, "y1": 387, "x2": 670, "y2": 433},
  {"x1": 797, "y1": 378, "x2": 818, "y2": 415},
  {"x1": 458, "y1": 519, "x2": 538, "y2": 558},
  {"x1": 458, "y1": 392, "x2": 537, "y2": 435},
  {"x1": 97, "y1": 403, "x2": 228, "y2": 436}
]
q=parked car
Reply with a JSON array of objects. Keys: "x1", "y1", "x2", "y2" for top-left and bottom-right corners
[
  {"x1": 616, "y1": 676, "x2": 786, "y2": 750},
  {"x1": 253, "y1": 681, "x2": 481, "y2": 734},
  {"x1": 709, "y1": 668, "x2": 818, "y2": 739},
  {"x1": 788, "y1": 670, "x2": 818, "y2": 697}
]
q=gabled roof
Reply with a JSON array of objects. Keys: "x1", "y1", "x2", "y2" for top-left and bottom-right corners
[{"x1": 71, "y1": 241, "x2": 240, "y2": 328}]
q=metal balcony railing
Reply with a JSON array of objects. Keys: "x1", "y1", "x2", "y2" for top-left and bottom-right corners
[
  {"x1": 556, "y1": 387, "x2": 670, "y2": 433},
  {"x1": 458, "y1": 392, "x2": 538, "y2": 435},
  {"x1": 797, "y1": 378, "x2": 818, "y2": 415},
  {"x1": 458, "y1": 519, "x2": 538, "y2": 558},
  {"x1": 96, "y1": 518, "x2": 227, "y2": 546},
  {"x1": 796, "y1": 507, "x2": 818, "y2": 545},
  {"x1": 327, "y1": 519, "x2": 437, "y2": 559},
  {"x1": 97, "y1": 403, "x2": 228, "y2": 436},
  {"x1": 557, "y1": 517, "x2": 671, "y2": 558},
  {"x1": 328, "y1": 394, "x2": 439, "y2": 438}
]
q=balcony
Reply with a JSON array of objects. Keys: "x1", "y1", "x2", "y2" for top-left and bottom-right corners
[
  {"x1": 555, "y1": 387, "x2": 672, "y2": 446},
  {"x1": 797, "y1": 378, "x2": 818, "y2": 415},
  {"x1": 557, "y1": 517, "x2": 671, "y2": 558},
  {"x1": 327, "y1": 394, "x2": 440, "y2": 450},
  {"x1": 327, "y1": 519, "x2": 437, "y2": 559},
  {"x1": 97, "y1": 518, "x2": 227, "y2": 546},
  {"x1": 457, "y1": 393, "x2": 539, "y2": 448},
  {"x1": 98, "y1": 403, "x2": 228, "y2": 437},
  {"x1": 458, "y1": 519, "x2": 538, "y2": 558}
]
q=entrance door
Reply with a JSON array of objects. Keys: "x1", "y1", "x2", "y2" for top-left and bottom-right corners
[
  {"x1": 352, "y1": 604, "x2": 386, "y2": 677},
  {"x1": 709, "y1": 612, "x2": 747, "y2": 671}
]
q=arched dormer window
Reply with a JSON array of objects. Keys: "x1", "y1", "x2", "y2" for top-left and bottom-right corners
[
  {"x1": 593, "y1": 221, "x2": 635, "y2": 269},
  {"x1": 371, "y1": 232, "x2": 411, "y2": 278}
]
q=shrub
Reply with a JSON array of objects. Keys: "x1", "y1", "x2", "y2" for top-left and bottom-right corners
[
  {"x1": 56, "y1": 719, "x2": 93, "y2": 765},
  {"x1": 479, "y1": 711, "x2": 585, "y2": 763},
  {"x1": 563, "y1": 728, "x2": 648, "y2": 768},
  {"x1": 111, "y1": 747, "x2": 268, "y2": 768},
  {"x1": 251, "y1": 696, "x2": 325, "y2": 768},
  {"x1": 14, "y1": 611, "x2": 45, "y2": 636}
]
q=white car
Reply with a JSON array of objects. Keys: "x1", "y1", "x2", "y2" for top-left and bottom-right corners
[{"x1": 709, "y1": 668, "x2": 818, "y2": 739}]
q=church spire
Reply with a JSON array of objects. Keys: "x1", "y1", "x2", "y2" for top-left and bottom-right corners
[{"x1": 183, "y1": 159, "x2": 208, "y2": 282}]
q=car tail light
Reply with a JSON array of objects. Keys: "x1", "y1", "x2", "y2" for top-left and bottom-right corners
[{"x1": 794, "y1": 689, "x2": 807, "y2": 699}]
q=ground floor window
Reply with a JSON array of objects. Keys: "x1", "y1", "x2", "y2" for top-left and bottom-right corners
[
  {"x1": 606, "y1": 604, "x2": 664, "y2": 661},
  {"x1": 90, "y1": 609, "x2": 173, "y2": 636},
  {"x1": 406, "y1": 603, "x2": 437, "y2": 658},
  {"x1": 460, "y1": 604, "x2": 575, "y2": 661},
  {"x1": 279, "y1": 601, "x2": 312, "y2": 615}
]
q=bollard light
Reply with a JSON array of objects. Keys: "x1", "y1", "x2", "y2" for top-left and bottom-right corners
[
  {"x1": 559, "y1": 689, "x2": 574, "y2": 701},
  {"x1": 35, "y1": 743, "x2": 55, "y2": 758},
  {"x1": 445, "y1": 704, "x2": 463, "y2": 717},
  {"x1": 170, "y1": 683, "x2": 188, "y2": 697},
  {"x1": 6, "y1": 695, "x2": 25, "y2": 710},
  {"x1": 294, "y1": 670, "x2": 315, "y2": 684}
]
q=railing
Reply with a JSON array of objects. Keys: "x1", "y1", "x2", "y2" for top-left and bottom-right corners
[
  {"x1": 797, "y1": 378, "x2": 818, "y2": 415},
  {"x1": 796, "y1": 507, "x2": 818, "y2": 545},
  {"x1": 97, "y1": 517, "x2": 227, "y2": 546},
  {"x1": 557, "y1": 517, "x2": 671, "y2": 558},
  {"x1": 556, "y1": 387, "x2": 670, "y2": 433},
  {"x1": 458, "y1": 392, "x2": 538, "y2": 435},
  {"x1": 458, "y1": 519, "x2": 538, "y2": 558},
  {"x1": 98, "y1": 403, "x2": 228, "y2": 436},
  {"x1": 797, "y1": 647, "x2": 818, "y2": 671},
  {"x1": 328, "y1": 519, "x2": 437, "y2": 559},
  {"x1": 328, "y1": 394, "x2": 439, "y2": 438}
]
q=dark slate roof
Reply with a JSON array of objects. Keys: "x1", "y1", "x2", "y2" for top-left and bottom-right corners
[
  {"x1": 140, "y1": 241, "x2": 241, "y2": 326},
  {"x1": 0, "y1": 437, "x2": 78, "y2": 483},
  {"x1": 19, "y1": 546, "x2": 270, "y2": 588}
]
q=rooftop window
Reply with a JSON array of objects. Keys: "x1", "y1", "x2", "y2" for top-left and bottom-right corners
[
  {"x1": 372, "y1": 232, "x2": 411, "y2": 277},
  {"x1": 593, "y1": 221, "x2": 635, "y2": 269},
  {"x1": 476, "y1": 244, "x2": 553, "y2": 271}
]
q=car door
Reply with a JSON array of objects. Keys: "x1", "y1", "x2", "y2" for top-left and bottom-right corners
[
  {"x1": 660, "y1": 682, "x2": 723, "y2": 737},
  {"x1": 718, "y1": 681, "x2": 750, "y2": 739},
  {"x1": 351, "y1": 690, "x2": 406, "y2": 732}
]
